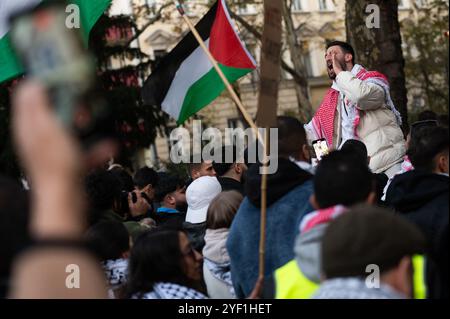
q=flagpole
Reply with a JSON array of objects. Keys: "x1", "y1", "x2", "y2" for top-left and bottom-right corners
[
  {"x1": 173, "y1": 1, "x2": 262, "y2": 141},
  {"x1": 258, "y1": 128, "x2": 269, "y2": 280},
  {"x1": 253, "y1": 0, "x2": 282, "y2": 294},
  {"x1": 174, "y1": 1, "x2": 269, "y2": 297}
]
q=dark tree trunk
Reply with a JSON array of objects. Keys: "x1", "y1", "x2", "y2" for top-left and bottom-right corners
[{"x1": 346, "y1": 0, "x2": 409, "y2": 133}]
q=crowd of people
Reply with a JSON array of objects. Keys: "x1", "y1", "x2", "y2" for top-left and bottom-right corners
[{"x1": 0, "y1": 41, "x2": 448, "y2": 300}]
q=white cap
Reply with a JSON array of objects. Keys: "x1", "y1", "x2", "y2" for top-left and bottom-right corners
[{"x1": 185, "y1": 176, "x2": 222, "y2": 224}]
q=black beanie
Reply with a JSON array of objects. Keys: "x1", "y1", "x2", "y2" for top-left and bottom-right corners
[{"x1": 322, "y1": 205, "x2": 426, "y2": 279}]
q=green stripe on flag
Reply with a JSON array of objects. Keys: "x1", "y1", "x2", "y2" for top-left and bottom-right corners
[
  {"x1": 177, "y1": 63, "x2": 253, "y2": 125},
  {"x1": 0, "y1": 0, "x2": 111, "y2": 84},
  {"x1": 72, "y1": 0, "x2": 111, "y2": 44},
  {"x1": 0, "y1": 33, "x2": 23, "y2": 83}
]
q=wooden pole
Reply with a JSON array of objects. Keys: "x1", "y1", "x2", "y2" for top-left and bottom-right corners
[
  {"x1": 174, "y1": 1, "x2": 270, "y2": 295},
  {"x1": 258, "y1": 128, "x2": 269, "y2": 280},
  {"x1": 255, "y1": 0, "x2": 282, "y2": 289}
]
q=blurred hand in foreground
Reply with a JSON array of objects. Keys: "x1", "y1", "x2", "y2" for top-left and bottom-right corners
[{"x1": 10, "y1": 81, "x2": 108, "y2": 298}]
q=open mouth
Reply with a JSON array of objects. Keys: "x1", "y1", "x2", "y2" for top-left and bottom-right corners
[{"x1": 327, "y1": 62, "x2": 334, "y2": 71}]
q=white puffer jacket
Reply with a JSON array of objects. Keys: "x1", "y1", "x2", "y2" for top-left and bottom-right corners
[{"x1": 307, "y1": 70, "x2": 406, "y2": 174}]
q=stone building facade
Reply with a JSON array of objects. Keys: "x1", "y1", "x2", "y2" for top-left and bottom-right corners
[{"x1": 108, "y1": 0, "x2": 429, "y2": 167}]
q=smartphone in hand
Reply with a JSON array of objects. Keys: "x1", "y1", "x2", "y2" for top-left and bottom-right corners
[
  {"x1": 9, "y1": 1, "x2": 116, "y2": 151},
  {"x1": 312, "y1": 138, "x2": 330, "y2": 161},
  {"x1": 9, "y1": 1, "x2": 95, "y2": 128}
]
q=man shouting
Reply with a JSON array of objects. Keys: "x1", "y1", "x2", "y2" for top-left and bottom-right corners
[{"x1": 305, "y1": 41, "x2": 405, "y2": 177}]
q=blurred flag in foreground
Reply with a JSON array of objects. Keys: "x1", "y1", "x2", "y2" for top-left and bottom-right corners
[{"x1": 0, "y1": 0, "x2": 112, "y2": 84}]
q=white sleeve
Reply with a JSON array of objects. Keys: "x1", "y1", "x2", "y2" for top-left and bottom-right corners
[
  {"x1": 335, "y1": 71, "x2": 385, "y2": 111},
  {"x1": 304, "y1": 121, "x2": 318, "y2": 145}
]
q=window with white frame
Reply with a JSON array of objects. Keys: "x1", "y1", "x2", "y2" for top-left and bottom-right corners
[
  {"x1": 415, "y1": 0, "x2": 427, "y2": 7},
  {"x1": 318, "y1": 0, "x2": 328, "y2": 11},
  {"x1": 292, "y1": 0, "x2": 303, "y2": 12},
  {"x1": 398, "y1": 0, "x2": 407, "y2": 9},
  {"x1": 145, "y1": 0, "x2": 156, "y2": 8},
  {"x1": 236, "y1": 4, "x2": 257, "y2": 15},
  {"x1": 302, "y1": 51, "x2": 314, "y2": 77}
]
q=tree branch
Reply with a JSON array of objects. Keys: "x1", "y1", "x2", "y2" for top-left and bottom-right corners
[
  {"x1": 126, "y1": 2, "x2": 173, "y2": 47},
  {"x1": 229, "y1": 9, "x2": 308, "y2": 87}
]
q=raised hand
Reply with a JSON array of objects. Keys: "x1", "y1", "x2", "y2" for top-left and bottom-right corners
[
  {"x1": 128, "y1": 191, "x2": 151, "y2": 218},
  {"x1": 331, "y1": 52, "x2": 344, "y2": 76}
]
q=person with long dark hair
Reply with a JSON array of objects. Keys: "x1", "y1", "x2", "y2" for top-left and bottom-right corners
[{"x1": 126, "y1": 230, "x2": 206, "y2": 299}]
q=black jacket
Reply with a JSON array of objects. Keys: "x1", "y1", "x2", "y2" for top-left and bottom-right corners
[
  {"x1": 245, "y1": 158, "x2": 313, "y2": 208},
  {"x1": 153, "y1": 210, "x2": 186, "y2": 230},
  {"x1": 373, "y1": 173, "x2": 388, "y2": 204},
  {"x1": 386, "y1": 170, "x2": 449, "y2": 299},
  {"x1": 217, "y1": 177, "x2": 244, "y2": 195}
]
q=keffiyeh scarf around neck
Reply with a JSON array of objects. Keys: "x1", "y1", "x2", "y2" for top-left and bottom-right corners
[
  {"x1": 299, "y1": 205, "x2": 347, "y2": 234},
  {"x1": 135, "y1": 282, "x2": 207, "y2": 299},
  {"x1": 311, "y1": 64, "x2": 402, "y2": 147},
  {"x1": 204, "y1": 258, "x2": 236, "y2": 298},
  {"x1": 313, "y1": 277, "x2": 405, "y2": 299}
]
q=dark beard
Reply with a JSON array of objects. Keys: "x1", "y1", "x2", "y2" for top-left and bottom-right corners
[{"x1": 240, "y1": 171, "x2": 247, "y2": 186}]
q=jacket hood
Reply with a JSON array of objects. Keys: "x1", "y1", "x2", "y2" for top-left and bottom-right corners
[
  {"x1": 294, "y1": 223, "x2": 327, "y2": 283},
  {"x1": 386, "y1": 171, "x2": 449, "y2": 212},
  {"x1": 245, "y1": 158, "x2": 312, "y2": 207},
  {"x1": 202, "y1": 228, "x2": 230, "y2": 264},
  {"x1": 294, "y1": 205, "x2": 348, "y2": 283}
]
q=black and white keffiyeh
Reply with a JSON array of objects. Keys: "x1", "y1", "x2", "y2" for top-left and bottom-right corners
[
  {"x1": 102, "y1": 258, "x2": 128, "y2": 287},
  {"x1": 204, "y1": 258, "x2": 236, "y2": 298},
  {"x1": 135, "y1": 282, "x2": 207, "y2": 299},
  {"x1": 313, "y1": 277, "x2": 405, "y2": 299}
]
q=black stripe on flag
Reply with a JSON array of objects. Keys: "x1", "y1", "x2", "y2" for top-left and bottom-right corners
[{"x1": 141, "y1": 1, "x2": 218, "y2": 107}]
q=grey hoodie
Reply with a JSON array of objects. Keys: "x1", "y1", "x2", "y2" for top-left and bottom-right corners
[
  {"x1": 202, "y1": 228, "x2": 235, "y2": 298},
  {"x1": 203, "y1": 228, "x2": 230, "y2": 264},
  {"x1": 294, "y1": 223, "x2": 328, "y2": 284}
]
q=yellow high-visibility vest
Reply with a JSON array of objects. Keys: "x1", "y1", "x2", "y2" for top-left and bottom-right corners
[
  {"x1": 412, "y1": 255, "x2": 427, "y2": 299},
  {"x1": 275, "y1": 255, "x2": 427, "y2": 299},
  {"x1": 275, "y1": 259, "x2": 319, "y2": 299}
]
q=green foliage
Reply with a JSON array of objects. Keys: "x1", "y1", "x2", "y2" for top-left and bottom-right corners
[{"x1": 402, "y1": 0, "x2": 449, "y2": 115}]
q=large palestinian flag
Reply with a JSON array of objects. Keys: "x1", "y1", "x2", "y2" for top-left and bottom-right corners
[
  {"x1": 0, "y1": 0, "x2": 111, "y2": 84},
  {"x1": 142, "y1": 0, "x2": 257, "y2": 125}
]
